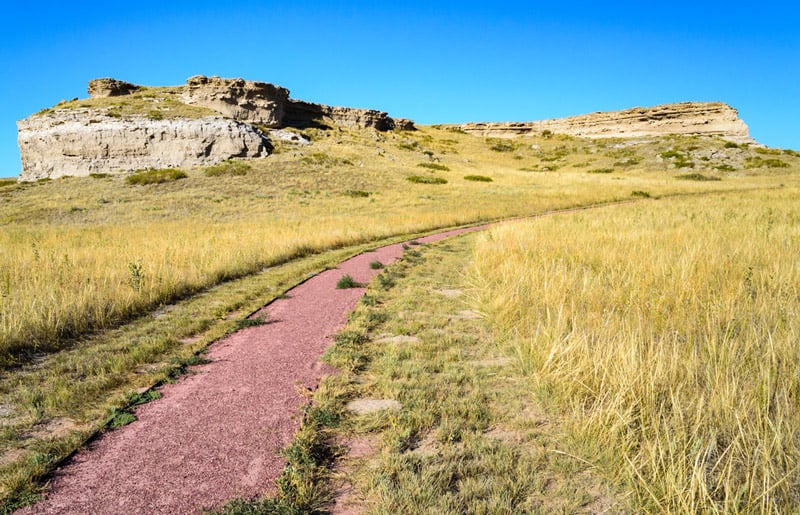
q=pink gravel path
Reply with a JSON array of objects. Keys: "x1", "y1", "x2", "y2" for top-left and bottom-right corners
[{"x1": 19, "y1": 225, "x2": 483, "y2": 515}]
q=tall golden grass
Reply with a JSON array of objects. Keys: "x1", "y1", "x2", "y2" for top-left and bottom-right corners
[{"x1": 470, "y1": 189, "x2": 800, "y2": 512}]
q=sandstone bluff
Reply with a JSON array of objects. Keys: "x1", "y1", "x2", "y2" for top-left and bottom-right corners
[
  {"x1": 17, "y1": 76, "x2": 754, "y2": 181},
  {"x1": 17, "y1": 76, "x2": 415, "y2": 181}
]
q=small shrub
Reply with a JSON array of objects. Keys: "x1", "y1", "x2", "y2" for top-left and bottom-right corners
[
  {"x1": 336, "y1": 274, "x2": 363, "y2": 289},
  {"x1": 541, "y1": 130, "x2": 553, "y2": 139},
  {"x1": 588, "y1": 168, "x2": 614, "y2": 174},
  {"x1": 369, "y1": 261, "x2": 384, "y2": 269},
  {"x1": 660, "y1": 150, "x2": 683, "y2": 159},
  {"x1": 715, "y1": 164, "x2": 736, "y2": 171},
  {"x1": 676, "y1": 173, "x2": 721, "y2": 182},
  {"x1": 343, "y1": 190, "x2": 370, "y2": 198},
  {"x1": 126, "y1": 168, "x2": 188, "y2": 185},
  {"x1": 631, "y1": 190, "x2": 651, "y2": 198},
  {"x1": 407, "y1": 175, "x2": 447, "y2": 184},
  {"x1": 147, "y1": 110, "x2": 164, "y2": 120},
  {"x1": 674, "y1": 160, "x2": 695, "y2": 169},
  {"x1": 301, "y1": 153, "x2": 352, "y2": 167},
  {"x1": 398, "y1": 141, "x2": 419, "y2": 151},
  {"x1": 463, "y1": 175, "x2": 493, "y2": 182},
  {"x1": 417, "y1": 162, "x2": 450, "y2": 171},
  {"x1": 724, "y1": 141, "x2": 740, "y2": 149},
  {"x1": 783, "y1": 149, "x2": 800, "y2": 158},
  {"x1": 89, "y1": 173, "x2": 110, "y2": 179},
  {"x1": 204, "y1": 160, "x2": 251, "y2": 177}
]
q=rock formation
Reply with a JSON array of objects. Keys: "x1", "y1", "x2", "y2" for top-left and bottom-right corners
[
  {"x1": 452, "y1": 102, "x2": 753, "y2": 143},
  {"x1": 88, "y1": 78, "x2": 141, "y2": 98},
  {"x1": 17, "y1": 75, "x2": 416, "y2": 181},
  {"x1": 182, "y1": 75, "x2": 290, "y2": 127},
  {"x1": 18, "y1": 110, "x2": 270, "y2": 180}
]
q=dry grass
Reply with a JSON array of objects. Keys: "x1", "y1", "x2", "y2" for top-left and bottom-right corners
[
  {"x1": 4, "y1": 127, "x2": 783, "y2": 367},
  {"x1": 470, "y1": 188, "x2": 800, "y2": 512}
]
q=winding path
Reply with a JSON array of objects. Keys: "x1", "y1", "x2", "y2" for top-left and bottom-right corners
[{"x1": 19, "y1": 226, "x2": 484, "y2": 514}]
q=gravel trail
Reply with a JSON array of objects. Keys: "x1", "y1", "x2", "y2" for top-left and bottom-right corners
[{"x1": 19, "y1": 226, "x2": 480, "y2": 514}]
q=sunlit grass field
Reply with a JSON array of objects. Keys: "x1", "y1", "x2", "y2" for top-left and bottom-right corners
[
  {"x1": 470, "y1": 188, "x2": 800, "y2": 512},
  {"x1": 4, "y1": 126, "x2": 785, "y2": 367},
  {"x1": 1, "y1": 117, "x2": 798, "y2": 509}
]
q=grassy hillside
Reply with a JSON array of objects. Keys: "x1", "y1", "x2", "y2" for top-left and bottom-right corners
[{"x1": 1, "y1": 120, "x2": 798, "y2": 509}]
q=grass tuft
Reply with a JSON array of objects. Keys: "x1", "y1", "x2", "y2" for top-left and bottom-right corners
[
  {"x1": 676, "y1": 172, "x2": 721, "y2": 181},
  {"x1": 336, "y1": 274, "x2": 363, "y2": 289}
]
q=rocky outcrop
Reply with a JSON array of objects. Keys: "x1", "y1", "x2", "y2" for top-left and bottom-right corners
[
  {"x1": 17, "y1": 110, "x2": 270, "y2": 181},
  {"x1": 183, "y1": 75, "x2": 413, "y2": 131},
  {"x1": 284, "y1": 100, "x2": 397, "y2": 131},
  {"x1": 88, "y1": 78, "x2": 141, "y2": 98},
  {"x1": 18, "y1": 75, "x2": 417, "y2": 180},
  {"x1": 182, "y1": 75, "x2": 290, "y2": 127},
  {"x1": 453, "y1": 102, "x2": 753, "y2": 143}
]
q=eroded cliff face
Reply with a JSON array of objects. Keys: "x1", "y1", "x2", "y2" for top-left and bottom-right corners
[
  {"x1": 454, "y1": 102, "x2": 753, "y2": 143},
  {"x1": 18, "y1": 110, "x2": 270, "y2": 180}
]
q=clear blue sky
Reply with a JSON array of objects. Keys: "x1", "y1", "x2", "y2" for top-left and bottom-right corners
[{"x1": 1, "y1": 1, "x2": 798, "y2": 177}]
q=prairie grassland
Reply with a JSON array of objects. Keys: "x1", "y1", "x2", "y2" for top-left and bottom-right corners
[
  {"x1": 470, "y1": 188, "x2": 800, "y2": 512},
  {"x1": 3, "y1": 127, "x2": 782, "y2": 367}
]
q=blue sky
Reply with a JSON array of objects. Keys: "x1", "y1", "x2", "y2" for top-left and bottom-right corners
[{"x1": 1, "y1": 1, "x2": 798, "y2": 177}]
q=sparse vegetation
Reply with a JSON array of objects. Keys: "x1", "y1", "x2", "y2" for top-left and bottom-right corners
[
  {"x1": 89, "y1": 173, "x2": 110, "y2": 179},
  {"x1": 588, "y1": 168, "x2": 614, "y2": 174},
  {"x1": 487, "y1": 139, "x2": 516, "y2": 152},
  {"x1": 343, "y1": 189, "x2": 370, "y2": 198},
  {"x1": 0, "y1": 178, "x2": 17, "y2": 187},
  {"x1": 631, "y1": 190, "x2": 651, "y2": 198},
  {"x1": 746, "y1": 156, "x2": 790, "y2": 169},
  {"x1": 126, "y1": 167, "x2": 188, "y2": 185}
]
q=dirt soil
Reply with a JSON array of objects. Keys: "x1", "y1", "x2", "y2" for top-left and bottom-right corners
[{"x1": 18, "y1": 226, "x2": 481, "y2": 514}]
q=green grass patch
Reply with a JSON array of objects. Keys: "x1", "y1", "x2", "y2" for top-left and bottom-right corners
[
  {"x1": 588, "y1": 168, "x2": 614, "y2": 174},
  {"x1": 89, "y1": 173, "x2": 111, "y2": 179},
  {"x1": 0, "y1": 178, "x2": 17, "y2": 187},
  {"x1": 204, "y1": 160, "x2": 251, "y2": 177},
  {"x1": 369, "y1": 260, "x2": 384, "y2": 269},
  {"x1": 631, "y1": 190, "x2": 651, "y2": 198},
  {"x1": 126, "y1": 168, "x2": 188, "y2": 185},
  {"x1": 407, "y1": 175, "x2": 447, "y2": 185},
  {"x1": 417, "y1": 162, "x2": 450, "y2": 171},
  {"x1": 463, "y1": 175, "x2": 493, "y2": 182}
]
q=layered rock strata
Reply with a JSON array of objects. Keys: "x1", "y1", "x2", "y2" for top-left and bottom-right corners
[
  {"x1": 453, "y1": 102, "x2": 752, "y2": 143},
  {"x1": 18, "y1": 111, "x2": 270, "y2": 180}
]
